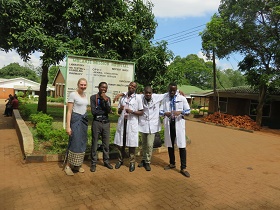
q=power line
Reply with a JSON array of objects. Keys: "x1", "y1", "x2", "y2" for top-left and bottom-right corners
[
  {"x1": 153, "y1": 24, "x2": 206, "y2": 42},
  {"x1": 168, "y1": 35, "x2": 200, "y2": 45},
  {"x1": 161, "y1": 28, "x2": 202, "y2": 42}
]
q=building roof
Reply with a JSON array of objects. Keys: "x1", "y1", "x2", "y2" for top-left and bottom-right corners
[
  {"x1": 218, "y1": 86, "x2": 280, "y2": 95},
  {"x1": 52, "y1": 66, "x2": 66, "y2": 86},
  {"x1": 190, "y1": 86, "x2": 280, "y2": 100}
]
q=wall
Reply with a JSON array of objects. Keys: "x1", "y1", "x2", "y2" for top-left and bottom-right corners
[{"x1": 0, "y1": 87, "x2": 14, "y2": 99}]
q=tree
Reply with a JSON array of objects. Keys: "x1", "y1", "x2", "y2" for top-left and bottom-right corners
[
  {"x1": 48, "y1": 66, "x2": 59, "y2": 84},
  {"x1": 0, "y1": 62, "x2": 40, "y2": 82},
  {"x1": 0, "y1": 0, "x2": 158, "y2": 113},
  {"x1": 135, "y1": 41, "x2": 174, "y2": 91},
  {"x1": 201, "y1": 0, "x2": 280, "y2": 126},
  {"x1": 217, "y1": 68, "x2": 246, "y2": 89},
  {"x1": 167, "y1": 54, "x2": 213, "y2": 90}
]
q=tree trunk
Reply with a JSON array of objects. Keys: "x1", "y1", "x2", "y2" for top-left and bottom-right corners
[
  {"x1": 37, "y1": 65, "x2": 49, "y2": 113},
  {"x1": 256, "y1": 84, "x2": 267, "y2": 126}
]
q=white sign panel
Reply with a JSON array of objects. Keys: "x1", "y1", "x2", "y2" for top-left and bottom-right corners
[{"x1": 65, "y1": 55, "x2": 135, "y2": 104}]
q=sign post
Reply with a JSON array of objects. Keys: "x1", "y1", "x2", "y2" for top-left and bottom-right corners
[{"x1": 63, "y1": 55, "x2": 135, "y2": 128}]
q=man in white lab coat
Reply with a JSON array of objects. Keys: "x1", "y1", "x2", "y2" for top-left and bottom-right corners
[
  {"x1": 138, "y1": 86, "x2": 167, "y2": 171},
  {"x1": 114, "y1": 82, "x2": 144, "y2": 172},
  {"x1": 160, "y1": 82, "x2": 191, "y2": 177}
]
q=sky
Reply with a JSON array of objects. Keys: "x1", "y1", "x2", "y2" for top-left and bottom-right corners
[{"x1": 0, "y1": 0, "x2": 242, "y2": 70}]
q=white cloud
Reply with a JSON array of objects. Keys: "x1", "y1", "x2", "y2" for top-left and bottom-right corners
[
  {"x1": 150, "y1": 0, "x2": 220, "y2": 18},
  {"x1": 0, "y1": 50, "x2": 42, "y2": 69}
]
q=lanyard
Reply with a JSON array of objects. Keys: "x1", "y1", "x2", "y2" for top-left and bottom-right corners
[{"x1": 170, "y1": 95, "x2": 177, "y2": 111}]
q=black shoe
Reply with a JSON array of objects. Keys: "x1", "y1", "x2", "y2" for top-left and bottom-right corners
[
  {"x1": 115, "y1": 161, "x2": 123, "y2": 169},
  {"x1": 138, "y1": 160, "x2": 145, "y2": 168},
  {"x1": 144, "y1": 163, "x2": 151, "y2": 171},
  {"x1": 104, "y1": 162, "x2": 113, "y2": 169},
  {"x1": 180, "y1": 169, "x2": 190, "y2": 178},
  {"x1": 129, "y1": 163, "x2": 135, "y2": 172},
  {"x1": 164, "y1": 164, "x2": 176, "y2": 170},
  {"x1": 90, "y1": 165, "x2": 96, "y2": 172}
]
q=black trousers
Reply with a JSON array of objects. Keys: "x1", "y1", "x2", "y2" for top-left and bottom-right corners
[
  {"x1": 168, "y1": 120, "x2": 187, "y2": 170},
  {"x1": 91, "y1": 120, "x2": 110, "y2": 166},
  {"x1": 117, "y1": 119, "x2": 136, "y2": 163}
]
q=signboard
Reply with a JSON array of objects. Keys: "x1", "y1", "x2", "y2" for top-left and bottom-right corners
[
  {"x1": 65, "y1": 55, "x2": 135, "y2": 104},
  {"x1": 63, "y1": 55, "x2": 134, "y2": 128}
]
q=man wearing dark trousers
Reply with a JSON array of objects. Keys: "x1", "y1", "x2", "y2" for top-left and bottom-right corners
[
  {"x1": 90, "y1": 82, "x2": 113, "y2": 172},
  {"x1": 160, "y1": 82, "x2": 191, "y2": 177}
]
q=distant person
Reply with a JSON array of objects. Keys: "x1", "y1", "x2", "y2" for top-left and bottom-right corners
[
  {"x1": 160, "y1": 82, "x2": 191, "y2": 177},
  {"x1": 4, "y1": 94, "x2": 13, "y2": 117},
  {"x1": 64, "y1": 78, "x2": 88, "y2": 176},
  {"x1": 90, "y1": 82, "x2": 113, "y2": 172},
  {"x1": 10, "y1": 95, "x2": 19, "y2": 116},
  {"x1": 114, "y1": 82, "x2": 143, "y2": 172}
]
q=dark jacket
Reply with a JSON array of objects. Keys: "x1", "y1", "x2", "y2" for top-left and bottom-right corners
[{"x1": 90, "y1": 93, "x2": 111, "y2": 121}]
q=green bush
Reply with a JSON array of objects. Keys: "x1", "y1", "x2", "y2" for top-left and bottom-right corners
[
  {"x1": 19, "y1": 104, "x2": 32, "y2": 119},
  {"x1": 110, "y1": 127, "x2": 117, "y2": 144},
  {"x1": 36, "y1": 122, "x2": 53, "y2": 140},
  {"x1": 111, "y1": 107, "x2": 117, "y2": 114},
  {"x1": 47, "y1": 96, "x2": 64, "y2": 103},
  {"x1": 190, "y1": 109, "x2": 199, "y2": 115},
  {"x1": 30, "y1": 112, "x2": 53, "y2": 126},
  {"x1": 17, "y1": 91, "x2": 25, "y2": 97},
  {"x1": 191, "y1": 101, "x2": 199, "y2": 109},
  {"x1": 48, "y1": 129, "x2": 69, "y2": 153},
  {"x1": 158, "y1": 128, "x2": 165, "y2": 144}
]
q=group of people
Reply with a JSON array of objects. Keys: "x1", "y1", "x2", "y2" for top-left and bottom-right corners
[
  {"x1": 3, "y1": 94, "x2": 19, "y2": 117},
  {"x1": 64, "y1": 78, "x2": 191, "y2": 178}
]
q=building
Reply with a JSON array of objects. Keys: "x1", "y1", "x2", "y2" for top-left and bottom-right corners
[
  {"x1": 191, "y1": 86, "x2": 280, "y2": 128},
  {"x1": 52, "y1": 67, "x2": 66, "y2": 98},
  {"x1": 0, "y1": 77, "x2": 54, "y2": 99}
]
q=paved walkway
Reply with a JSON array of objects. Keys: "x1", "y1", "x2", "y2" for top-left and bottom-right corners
[{"x1": 1, "y1": 99, "x2": 280, "y2": 210}]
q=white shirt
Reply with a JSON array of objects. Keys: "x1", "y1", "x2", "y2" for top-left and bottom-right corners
[
  {"x1": 139, "y1": 94, "x2": 167, "y2": 134},
  {"x1": 68, "y1": 91, "x2": 88, "y2": 115}
]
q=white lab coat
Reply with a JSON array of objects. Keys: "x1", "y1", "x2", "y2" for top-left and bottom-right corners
[
  {"x1": 160, "y1": 94, "x2": 190, "y2": 148},
  {"x1": 114, "y1": 94, "x2": 143, "y2": 147},
  {"x1": 139, "y1": 94, "x2": 167, "y2": 134}
]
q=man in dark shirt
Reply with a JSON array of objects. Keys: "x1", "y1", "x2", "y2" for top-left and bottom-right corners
[{"x1": 90, "y1": 82, "x2": 113, "y2": 172}]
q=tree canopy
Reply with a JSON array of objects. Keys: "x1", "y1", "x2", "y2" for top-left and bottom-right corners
[
  {"x1": 0, "y1": 62, "x2": 40, "y2": 82},
  {"x1": 201, "y1": 0, "x2": 280, "y2": 126},
  {"x1": 1, "y1": 0, "x2": 172, "y2": 112},
  {"x1": 167, "y1": 54, "x2": 213, "y2": 90}
]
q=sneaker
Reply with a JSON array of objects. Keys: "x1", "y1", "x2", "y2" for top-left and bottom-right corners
[
  {"x1": 180, "y1": 169, "x2": 190, "y2": 178},
  {"x1": 64, "y1": 166, "x2": 74, "y2": 176},
  {"x1": 164, "y1": 164, "x2": 176, "y2": 170},
  {"x1": 145, "y1": 163, "x2": 151, "y2": 171}
]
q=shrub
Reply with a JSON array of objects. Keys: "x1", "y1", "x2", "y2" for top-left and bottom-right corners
[
  {"x1": 19, "y1": 104, "x2": 32, "y2": 119},
  {"x1": 36, "y1": 122, "x2": 52, "y2": 140},
  {"x1": 48, "y1": 129, "x2": 69, "y2": 153},
  {"x1": 30, "y1": 112, "x2": 53, "y2": 126},
  {"x1": 190, "y1": 109, "x2": 199, "y2": 115},
  {"x1": 111, "y1": 107, "x2": 117, "y2": 114},
  {"x1": 47, "y1": 96, "x2": 64, "y2": 103},
  {"x1": 191, "y1": 101, "x2": 199, "y2": 109}
]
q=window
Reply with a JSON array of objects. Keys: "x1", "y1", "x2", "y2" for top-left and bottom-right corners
[
  {"x1": 249, "y1": 100, "x2": 271, "y2": 117},
  {"x1": 218, "y1": 97, "x2": 228, "y2": 113}
]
